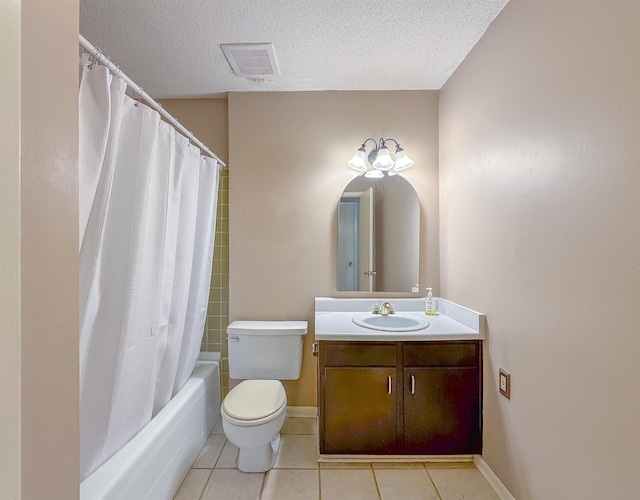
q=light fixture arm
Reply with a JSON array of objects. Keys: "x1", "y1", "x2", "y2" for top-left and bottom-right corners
[
  {"x1": 359, "y1": 137, "x2": 378, "y2": 150},
  {"x1": 382, "y1": 138, "x2": 400, "y2": 148},
  {"x1": 357, "y1": 138, "x2": 382, "y2": 166},
  {"x1": 359, "y1": 137, "x2": 400, "y2": 155}
]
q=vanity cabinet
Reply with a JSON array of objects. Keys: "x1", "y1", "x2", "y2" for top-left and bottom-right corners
[{"x1": 318, "y1": 340, "x2": 482, "y2": 455}]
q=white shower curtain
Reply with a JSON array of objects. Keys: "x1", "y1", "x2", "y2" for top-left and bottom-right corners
[{"x1": 78, "y1": 63, "x2": 221, "y2": 480}]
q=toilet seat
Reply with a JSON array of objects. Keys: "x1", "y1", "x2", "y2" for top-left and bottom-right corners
[{"x1": 222, "y1": 380, "x2": 286, "y2": 426}]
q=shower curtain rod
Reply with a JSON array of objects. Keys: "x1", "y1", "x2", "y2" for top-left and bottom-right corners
[{"x1": 79, "y1": 34, "x2": 227, "y2": 168}]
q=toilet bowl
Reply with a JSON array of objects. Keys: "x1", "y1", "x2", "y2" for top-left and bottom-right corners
[
  {"x1": 221, "y1": 320, "x2": 307, "y2": 473},
  {"x1": 220, "y1": 379, "x2": 287, "y2": 472}
]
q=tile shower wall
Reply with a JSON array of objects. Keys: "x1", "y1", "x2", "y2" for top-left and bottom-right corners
[{"x1": 201, "y1": 169, "x2": 229, "y2": 395}]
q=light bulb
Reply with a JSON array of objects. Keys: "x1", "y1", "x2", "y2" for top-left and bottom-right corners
[
  {"x1": 347, "y1": 147, "x2": 367, "y2": 172},
  {"x1": 364, "y1": 169, "x2": 384, "y2": 178},
  {"x1": 393, "y1": 146, "x2": 414, "y2": 171},
  {"x1": 372, "y1": 146, "x2": 394, "y2": 171}
]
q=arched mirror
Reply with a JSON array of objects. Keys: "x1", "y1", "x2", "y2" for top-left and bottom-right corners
[{"x1": 337, "y1": 175, "x2": 420, "y2": 292}]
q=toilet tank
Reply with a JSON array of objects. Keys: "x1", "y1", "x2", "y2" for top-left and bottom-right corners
[{"x1": 227, "y1": 320, "x2": 308, "y2": 380}]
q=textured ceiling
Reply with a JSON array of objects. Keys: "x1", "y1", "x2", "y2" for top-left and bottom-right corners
[{"x1": 80, "y1": 0, "x2": 509, "y2": 99}]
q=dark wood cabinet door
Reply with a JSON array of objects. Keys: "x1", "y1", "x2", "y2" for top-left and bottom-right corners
[
  {"x1": 403, "y1": 367, "x2": 481, "y2": 454},
  {"x1": 322, "y1": 367, "x2": 397, "y2": 454}
]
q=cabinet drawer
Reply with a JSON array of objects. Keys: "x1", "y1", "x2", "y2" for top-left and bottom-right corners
[
  {"x1": 403, "y1": 342, "x2": 479, "y2": 367},
  {"x1": 323, "y1": 342, "x2": 396, "y2": 367}
]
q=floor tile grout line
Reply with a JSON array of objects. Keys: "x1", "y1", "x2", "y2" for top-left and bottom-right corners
[
  {"x1": 195, "y1": 468, "x2": 213, "y2": 500},
  {"x1": 257, "y1": 470, "x2": 267, "y2": 499},
  {"x1": 371, "y1": 462, "x2": 383, "y2": 500},
  {"x1": 424, "y1": 465, "x2": 444, "y2": 500},
  {"x1": 211, "y1": 436, "x2": 227, "y2": 469},
  {"x1": 317, "y1": 464, "x2": 322, "y2": 500}
]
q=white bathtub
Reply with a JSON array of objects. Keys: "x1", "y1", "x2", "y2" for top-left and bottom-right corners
[{"x1": 80, "y1": 352, "x2": 221, "y2": 500}]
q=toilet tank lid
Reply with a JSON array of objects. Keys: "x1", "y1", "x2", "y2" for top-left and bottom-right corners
[{"x1": 227, "y1": 320, "x2": 308, "y2": 336}]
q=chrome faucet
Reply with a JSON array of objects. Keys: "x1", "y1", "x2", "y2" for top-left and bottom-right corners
[{"x1": 380, "y1": 301, "x2": 395, "y2": 316}]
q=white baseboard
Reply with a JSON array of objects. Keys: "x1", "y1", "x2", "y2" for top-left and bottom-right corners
[
  {"x1": 286, "y1": 406, "x2": 317, "y2": 418},
  {"x1": 473, "y1": 456, "x2": 516, "y2": 500}
]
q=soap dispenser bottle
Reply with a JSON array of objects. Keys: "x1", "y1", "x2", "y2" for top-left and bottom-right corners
[{"x1": 425, "y1": 288, "x2": 437, "y2": 316}]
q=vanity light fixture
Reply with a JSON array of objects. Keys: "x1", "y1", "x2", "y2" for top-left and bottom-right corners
[{"x1": 347, "y1": 138, "x2": 415, "y2": 177}]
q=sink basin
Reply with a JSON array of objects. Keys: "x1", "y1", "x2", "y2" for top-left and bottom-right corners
[{"x1": 352, "y1": 312, "x2": 430, "y2": 332}]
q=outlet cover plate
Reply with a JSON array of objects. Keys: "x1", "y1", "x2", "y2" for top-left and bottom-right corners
[{"x1": 499, "y1": 369, "x2": 510, "y2": 399}]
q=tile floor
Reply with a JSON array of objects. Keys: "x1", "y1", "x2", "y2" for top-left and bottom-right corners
[{"x1": 174, "y1": 417, "x2": 500, "y2": 500}]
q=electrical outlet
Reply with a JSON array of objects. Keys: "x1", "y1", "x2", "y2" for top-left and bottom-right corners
[{"x1": 499, "y1": 369, "x2": 510, "y2": 399}]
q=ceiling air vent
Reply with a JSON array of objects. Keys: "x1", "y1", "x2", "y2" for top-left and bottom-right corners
[{"x1": 220, "y1": 43, "x2": 281, "y2": 78}]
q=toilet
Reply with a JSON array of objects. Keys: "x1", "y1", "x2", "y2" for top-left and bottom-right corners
[{"x1": 220, "y1": 320, "x2": 308, "y2": 472}]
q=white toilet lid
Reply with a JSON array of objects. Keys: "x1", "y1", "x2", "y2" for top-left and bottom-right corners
[{"x1": 223, "y1": 380, "x2": 286, "y2": 421}]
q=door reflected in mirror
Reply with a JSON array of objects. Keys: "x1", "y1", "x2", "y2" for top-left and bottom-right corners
[{"x1": 337, "y1": 175, "x2": 420, "y2": 292}]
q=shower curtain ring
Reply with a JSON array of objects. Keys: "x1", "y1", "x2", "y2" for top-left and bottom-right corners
[
  {"x1": 133, "y1": 87, "x2": 144, "y2": 107},
  {"x1": 80, "y1": 51, "x2": 93, "y2": 69},
  {"x1": 92, "y1": 47, "x2": 102, "y2": 66},
  {"x1": 87, "y1": 50, "x2": 97, "y2": 68}
]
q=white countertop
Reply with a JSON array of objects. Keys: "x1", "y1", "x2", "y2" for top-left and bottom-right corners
[{"x1": 314, "y1": 297, "x2": 485, "y2": 342}]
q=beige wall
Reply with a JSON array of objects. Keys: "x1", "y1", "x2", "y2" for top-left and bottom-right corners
[
  {"x1": 0, "y1": 1, "x2": 22, "y2": 497},
  {"x1": 228, "y1": 91, "x2": 439, "y2": 406},
  {"x1": 439, "y1": 0, "x2": 640, "y2": 498},
  {"x1": 160, "y1": 99, "x2": 229, "y2": 165},
  {"x1": 0, "y1": 0, "x2": 79, "y2": 498},
  {"x1": 21, "y1": 1, "x2": 80, "y2": 498}
]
